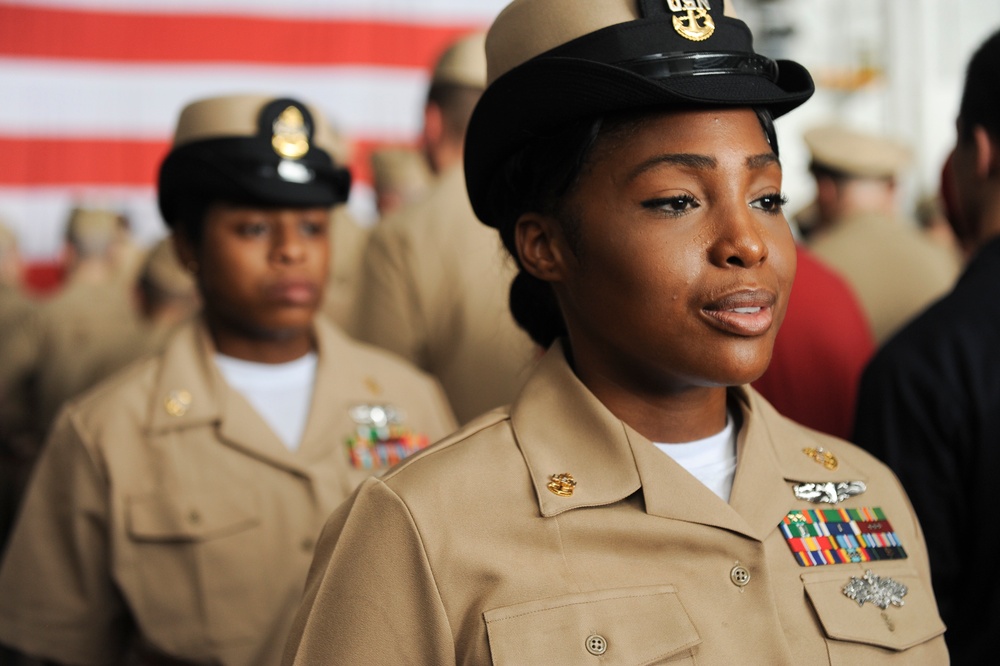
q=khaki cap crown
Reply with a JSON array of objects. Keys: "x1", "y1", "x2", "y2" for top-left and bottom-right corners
[
  {"x1": 432, "y1": 33, "x2": 488, "y2": 89},
  {"x1": 172, "y1": 94, "x2": 338, "y2": 156},
  {"x1": 486, "y1": 0, "x2": 739, "y2": 86},
  {"x1": 805, "y1": 125, "x2": 912, "y2": 179}
]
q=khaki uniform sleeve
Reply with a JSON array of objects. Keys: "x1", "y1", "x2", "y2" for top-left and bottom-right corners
[
  {"x1": 283, "y1": 477, "x2": 454, "y2": 665},
  {"x1": 0, "y1": 307, "x2": 41, "y2": 394},
  {"x1": 354, "y1": 227, "x2": 427, "y2": 369},
  {"x1": 0, "y1": 407, "x2": 129, "y2": 664}
]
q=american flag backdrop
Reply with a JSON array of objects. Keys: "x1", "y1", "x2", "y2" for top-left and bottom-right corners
[{"x1": 0, "y1": 0, "x2": 509, "y2": 263}]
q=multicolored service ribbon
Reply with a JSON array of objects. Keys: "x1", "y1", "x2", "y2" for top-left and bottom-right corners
[{"x1": 780, "y1": 507, "x2": 907, "y2": 567}]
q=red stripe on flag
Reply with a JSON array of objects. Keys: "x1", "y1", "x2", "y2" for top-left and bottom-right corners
[
  {"x1": 0, "y1": 5, "x2": 479, "y2": 67},
  {"x1": 0, "y1": 135, "x2": 391, "y2": 188},
  {"x1": 0, "y1": 136, "x2": 169, "y2": 186}
]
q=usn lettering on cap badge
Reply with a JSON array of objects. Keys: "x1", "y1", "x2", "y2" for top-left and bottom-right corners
[
  {"x1": 271, "y1": 106, "x2": 310, "y2": 160},
  {"x1": 667, "y1": 0, "x2": 715, "y2": 42}
]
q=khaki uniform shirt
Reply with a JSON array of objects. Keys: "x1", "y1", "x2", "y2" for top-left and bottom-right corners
[
  {"x1": 0, "y1": 273, "x2": 140, "y2": 436},
  {"x1": 808, "y1": 213, "x2": 960, "y2": 344},
  {"x1": 285, "y1": 343, "x2": 947, "y2": 665},
  {"x1": 0, "y1": 283, "x2": 31, "y2": 336},
  {"x1": 354, "y1": 165, "x2": 537, "y2": 424},
  {"x1": 320, "y1": 208, "x2": 370, "y2": 336},
  {"x1": 0, "y1": 317, "x2": 456, "y2": 666}
]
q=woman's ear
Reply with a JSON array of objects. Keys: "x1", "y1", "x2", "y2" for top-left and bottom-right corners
[
  {"x1": 972, "y1": 124, "x2": 999, "y2": 178},
  {"x1": 514, "y1": 212, "x2": 570, "y2": 283},
  {"x1": 171, "y1": 231, "x2": 198, "y2": 275}
]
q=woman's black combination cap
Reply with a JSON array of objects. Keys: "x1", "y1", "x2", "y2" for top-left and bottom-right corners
[
  {"x1": 464, "y1": 0, "x2": 815, "y2": 227},
  {"x1": 158, "y1": 94, "x2": 352, "y2": 228}
]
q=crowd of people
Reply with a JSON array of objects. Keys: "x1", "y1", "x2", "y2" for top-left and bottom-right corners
[{"x1": 0, "y1": 0, "x2": 997, "y2": 663}]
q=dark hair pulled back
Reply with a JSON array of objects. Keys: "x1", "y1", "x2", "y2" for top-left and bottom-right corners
[{"x1": 486, "y1": 118, "x2": 603, "y2": 348}]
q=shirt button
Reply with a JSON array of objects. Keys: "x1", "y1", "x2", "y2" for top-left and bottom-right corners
[
  {"x1": 585, "y1": 634, "x2": 607, "y2": 656},
  {"x1": 301, "y1": 537, "x2": 315, "y2": 552},
  {"x1": 731, "y1": 565, "x2": 751, "y2": 587}
]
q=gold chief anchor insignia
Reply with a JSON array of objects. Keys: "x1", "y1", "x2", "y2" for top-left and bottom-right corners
[
  {"x1": 271, "y1": 106, "x2": 310, "y2": 159},
  {"x1": 802, "y1": 446, "x2": 839, "y2": 471},
  {"x1": 667, "y1": 0, "x2": 716, "y2": 42},
  {"x1": 547, "y1": 473, "x2": 577, "y2": 497}
]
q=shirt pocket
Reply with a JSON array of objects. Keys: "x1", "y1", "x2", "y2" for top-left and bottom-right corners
[
  {"x1": 484, "y1": 585, "x2": 701, "y2": 665},
  {"x1": 802, "y1": 566, "x2": 947, "y2": 662},
  {"x1": 124, "y1": 488, "x2": 264, "y2": 649}
]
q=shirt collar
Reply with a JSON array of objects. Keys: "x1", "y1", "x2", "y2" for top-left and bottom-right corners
[{"x1": 512, "y1": 342, "x2": 870, "y2": 540}]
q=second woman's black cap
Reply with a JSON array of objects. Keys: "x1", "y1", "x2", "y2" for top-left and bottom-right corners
[{"x1": 158, "y1": 94, "x2": 352, "y2": 227}]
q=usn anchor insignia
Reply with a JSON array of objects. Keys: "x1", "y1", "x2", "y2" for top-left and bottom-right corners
[
  {"x1": 843, "y1": 570, "x2": 908, "y2": 610},
  {"x1": 794, "y1": 481, "x2": 867, "y2": 505},
  {"x1": 667, "y1": 0, "x2": 716, "y2": 42}
]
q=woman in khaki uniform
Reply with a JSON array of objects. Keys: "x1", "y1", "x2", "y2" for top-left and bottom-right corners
[
  {"x1": 0, "y1": 94, "x2": 456, "y2": 665},
  {"x1": 284, "y1": 1, "x2": 948, "y2": 664}
]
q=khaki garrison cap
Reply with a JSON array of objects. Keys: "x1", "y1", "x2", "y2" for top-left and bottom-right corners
[
  {"x1": 66, "y1": 208, "x2": 120, "y2": 244},
  {"x1": 805, "y1": 125, "x2": 913, "y2": 179},
  {"x1": 432, "y1": 33, "x2": 488, "y2": 89}
]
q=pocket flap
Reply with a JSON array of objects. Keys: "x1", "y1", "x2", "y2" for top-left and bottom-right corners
[
  {"x1": 484, "y1": 585, "x2": 701, "y2": 665},
  {"x1": 126, "y1": 488, "x2": 259, "y2": 542},
  {"x1": 803, "y1": 567, "x2": 946, "y2": 651}
]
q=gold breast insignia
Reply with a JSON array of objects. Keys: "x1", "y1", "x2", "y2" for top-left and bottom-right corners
[
  {"x1": 547, "y1": 472, "x2": 577, "y2": 497},
  {"x1": 802, "y1": 446, "x2": 839, "y2": 471}
]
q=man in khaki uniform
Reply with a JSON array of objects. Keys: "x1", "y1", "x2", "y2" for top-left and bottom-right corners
[
  {"x1": 285, "y1": 0, "x2": 946, "y2": 662},
  {"x1": 354, "y1": 33, "x2": 538, "y2": 424},
  {"x1": 804, "y1": 125, "x2": 961, "y2": 343},
  {"x1": 370, "y1": 146, "x2": 432, "y2": 217},
  {"x1": 81, "y1": 236, "x2": 201, "y2": 384},
  {"x1": 0, "y1": 209, "x2": 141, "y2": 429},
  {"x1": 320, "y1": 206, "x2": 370, "y2": 336},
  {"x1": 0, "y1": 220, "x2": 33, "y2": 556},
  {"x1": 0, "y1": 220, "x2": 29, "y2": 334},
  {"x1": 0, "y1": 94, "x2": 456, "y2": 665}
]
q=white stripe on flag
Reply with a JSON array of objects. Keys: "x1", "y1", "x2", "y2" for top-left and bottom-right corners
[{"x1": 1, "y1": 58, "x2": 429, "y2": 140}]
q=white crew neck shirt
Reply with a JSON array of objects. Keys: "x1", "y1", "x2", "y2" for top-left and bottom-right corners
[
  {"x1": 213, "y1": 352, "x2": 318, "y2": 452},
  {"x1": 654, "y1": 413, "x2": 737, "y2": 502}
]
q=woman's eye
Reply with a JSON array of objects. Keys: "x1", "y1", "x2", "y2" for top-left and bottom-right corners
[
  {"x1": 643, "y1": 195, "x2": 699, "y2": 217},
  {"x1": 751, "y1": 192, "x2": 788, "y2": 214},
  {"x1": 300, "y1": 220, "x2": 327, "y2": 237},
  {"x1": 237, "y1": 222, "x2": 270, "y2": 237}
]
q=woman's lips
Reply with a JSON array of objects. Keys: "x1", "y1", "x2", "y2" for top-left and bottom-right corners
[
  {"x1": 267, "y1": 281, "x2": 319, "y2": 305},
  {"x1": 702, "y1": 290, "x2": 777, "y2": 336}
]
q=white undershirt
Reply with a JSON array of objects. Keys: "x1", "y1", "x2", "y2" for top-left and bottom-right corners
[
  {"x1": 213, "y1": 352, "x2": 317, "y2": 452},
  {"x1": 654, "y1": 414, "x2": 737, "y2": 502}
]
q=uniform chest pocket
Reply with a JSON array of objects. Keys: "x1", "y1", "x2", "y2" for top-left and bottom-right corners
[
  {"x1": 126, "y1": 488, "x2": 260, "y2": 542},
  {"x1": 802, "y1": 567, "x2": 947, "y2": 662},
  {"x1": 484, "y1": 585, "x2": 701, "y2": 665},
  {"x1": 123, "y1": 488, "x2": 264, "y2": 650}
]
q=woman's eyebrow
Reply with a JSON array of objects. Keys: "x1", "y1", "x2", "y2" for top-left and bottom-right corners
[
  {"x1": 747, "y1": 153, "x2": 781, "y2": 170},
  {"x1": 627, "y1": 153, "x2": 717, "y2": 182}
]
